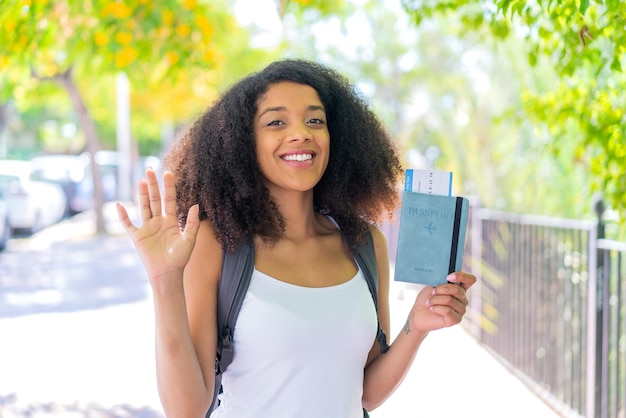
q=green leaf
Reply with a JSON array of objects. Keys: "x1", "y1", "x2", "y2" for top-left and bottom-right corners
[
  {"x1": 528, "y1": 49, "x2": 538, "y2": 66},
  {"x1": 579, "y1": 0, "x2": 589, "y2": 14},
  {"x1": 501, "y1": 0, "x2": 512, "y2": 15},
  {"x1": 610, "y1": 57, "x2": 622, "y2": 72}
]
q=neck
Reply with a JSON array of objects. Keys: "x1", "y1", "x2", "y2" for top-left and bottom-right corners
[{"x1": 269, "y1": 190, "x2": 324, "y2": 241}]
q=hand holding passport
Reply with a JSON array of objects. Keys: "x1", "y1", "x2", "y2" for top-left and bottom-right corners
[{"x1": 394, "y1": 169, "x2": 469, "y2": 286}]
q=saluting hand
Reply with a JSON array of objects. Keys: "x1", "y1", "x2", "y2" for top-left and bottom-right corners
[{"x1": 116, "y1": 168, "x2": 200, "y2": 283}]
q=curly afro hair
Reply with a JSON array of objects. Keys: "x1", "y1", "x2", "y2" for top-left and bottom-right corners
[{"x1": 164, "y1": 59, "x2": 403, "y2": 252}]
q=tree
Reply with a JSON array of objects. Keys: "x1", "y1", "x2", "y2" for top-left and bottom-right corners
[
  {"x1": 0, "y1": 0, "x2": 272, "y2": 233},
  {"x1": 402, "y1": 0, "x2": 626, "y2": 219}
]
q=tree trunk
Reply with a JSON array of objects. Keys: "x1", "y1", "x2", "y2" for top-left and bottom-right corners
[{"x1": 56, "y1": 68, "x2": 107, "y2": 234}]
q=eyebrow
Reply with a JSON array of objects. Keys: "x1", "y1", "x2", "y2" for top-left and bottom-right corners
[{"x1": 256, "y1": 104, "x2": 325, "y2": 121}]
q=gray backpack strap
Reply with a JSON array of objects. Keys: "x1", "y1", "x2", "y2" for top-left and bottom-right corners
[
  {"x1": 354, "y1": 230, "x2": 389, "y2": 353},
  {"x1": 208, "y1": 237, "x2": 255, "y2": 416}
]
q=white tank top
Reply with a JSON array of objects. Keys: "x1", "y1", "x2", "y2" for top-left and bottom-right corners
[{"x1": 210, "y1": 267, "x2": 378, "y2": 418}]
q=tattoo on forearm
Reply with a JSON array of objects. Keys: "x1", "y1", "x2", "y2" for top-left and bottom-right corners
[{"x1": 403, "y1": 319, "x2": 411, "y2": 334}]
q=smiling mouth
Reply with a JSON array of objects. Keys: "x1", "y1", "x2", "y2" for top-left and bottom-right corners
[{"x1": 282, "y1": 153, "x2": 314, "y2": 162}]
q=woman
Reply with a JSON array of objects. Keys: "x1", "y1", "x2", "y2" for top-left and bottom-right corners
[{"x1": 117, "y1": 59, "x2": 476, "y2": 418}]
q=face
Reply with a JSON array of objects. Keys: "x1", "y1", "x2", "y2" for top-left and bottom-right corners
[{"x1": 254, "y1": 81, "x2": 330, "y2": 196}]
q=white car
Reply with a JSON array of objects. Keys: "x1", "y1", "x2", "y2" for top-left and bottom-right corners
[
  {"x1": 30, "y1": 153, "x2": 94, "y2": 215},
  {"x1": 0, "y1": 160, "x2": 67, "y2": 234}
]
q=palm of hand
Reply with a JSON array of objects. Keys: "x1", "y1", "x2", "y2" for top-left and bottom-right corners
[
  {"x1": 116, "y1": 169, "x2": 200, "y2": 282},
  {"x1": 130, "y1": 213, "x2": 194, "y2": 278}
]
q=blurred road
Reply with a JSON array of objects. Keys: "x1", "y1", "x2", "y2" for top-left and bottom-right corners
[
  {"x1": 0, "y1": 204, "x2": 564, "y2": 417},
  {"x1": 0, "y1": 203, "x2": 164, "y2": 416},
  {"x1": 0, "y1": 204, "x2": 147, "y2": 319}
]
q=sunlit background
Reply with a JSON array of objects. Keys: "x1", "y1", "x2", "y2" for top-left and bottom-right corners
[{"x1": 0, "y1": 0, "x2": 624, "y2": 417}]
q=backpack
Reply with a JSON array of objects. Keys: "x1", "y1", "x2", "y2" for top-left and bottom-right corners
[{"x1": 207, "y1": 228, "x2": 390, "y2": 417}]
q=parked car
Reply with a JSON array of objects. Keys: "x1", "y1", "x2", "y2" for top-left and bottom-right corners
[
  {"x1": 0, "y1": 191, "x2": 11, "y2": 250},
  {"x1": 93, "y1": 150, "x2": 162, "y2": 201},
  {"x1": 0, "y1": 160, "x2": 67, "y2": 234},
  {"x1": 29, "y1": 152, "x2": 161, "y2": 213},
  {"x1": 30, "y1": 153, "x2": 94, "y2": 216}
]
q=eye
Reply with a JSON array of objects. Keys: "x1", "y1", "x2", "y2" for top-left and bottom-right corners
[
  {"x1": 267, "y1": 120, "x2": 285, "y2": 126},
  {"x1": 307, "y1": 118, "x2": 325, "y2": 125}
]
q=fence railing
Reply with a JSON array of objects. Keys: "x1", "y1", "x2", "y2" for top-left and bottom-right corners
[{"x1": 461, "y1": 203, "x2": 625, "y2": 418}]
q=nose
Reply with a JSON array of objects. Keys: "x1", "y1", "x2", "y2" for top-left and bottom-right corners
[{"x1": 287, "y1": 122, "x2": 312, "y2": 143}]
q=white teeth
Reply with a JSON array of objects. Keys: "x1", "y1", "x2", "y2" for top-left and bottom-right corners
[{"x1": 283, "y1": 154, "x2": 313, "y2": 162}]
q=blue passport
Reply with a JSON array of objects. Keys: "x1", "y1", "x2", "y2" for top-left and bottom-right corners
[{"x1": 394, "y1": 191, "x2": 469, "y2": 286}]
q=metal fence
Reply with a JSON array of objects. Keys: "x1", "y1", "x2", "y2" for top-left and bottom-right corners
[{"x1": 462, "y1": 203, "x2": 626, "y2": 418}]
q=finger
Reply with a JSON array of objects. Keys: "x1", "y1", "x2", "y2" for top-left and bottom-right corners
[
  {"x1": 162, "y1": 171, "x2": 177, "y2": 217},
  {"x1": 447, "y1": 271, "x2": 477, "y2": 291},
  {"x1": 429, "y1": 284, "x2": 468, "y2": 312},
  {"x1": 434, "y1": 282, "x2": 467, "y2": 300},
  {"x1": 145, "y1": 168, "x2": 163, "y2": 217},
  {"x1": 116, "y1": 202, "x2": 137, "y2": 234},
  {"x1": 428, "y1": 304, "x2": 464, "y2": 327},
  {"x1": 428, "y1": 293, "x2": 466, "y2": 315},
  {"x1": 138, "y1": 179, "x2": 152, "y2": 221},
  {"x1": 182, "y1": 204, "x2": 201, "y2": 245}
]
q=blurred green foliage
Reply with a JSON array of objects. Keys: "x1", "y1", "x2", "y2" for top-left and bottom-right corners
[
  {"x1": 402, "y1": 0, "x2": 626, "y2": 218},
  {"x1": 0, "y1": 0, "x2": 277, "y2": 155}
]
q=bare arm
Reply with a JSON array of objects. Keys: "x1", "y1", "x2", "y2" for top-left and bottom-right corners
[
  {"x1": 362, "y1": 228, "x2": 476, "y2": 411},
  {"x1": 117, "y1": 169, "x2": 220, "y2": 418}
]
